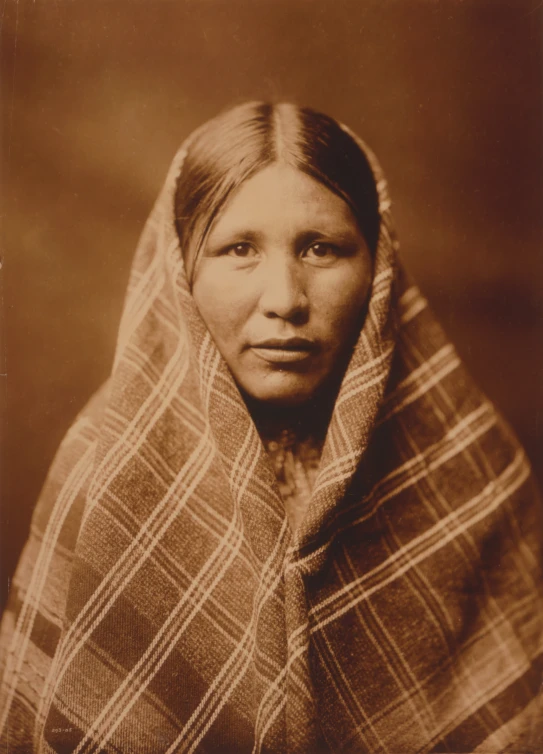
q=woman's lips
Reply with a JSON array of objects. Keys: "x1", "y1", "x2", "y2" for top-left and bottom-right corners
[{"x1": 249, "y1": 338, "x2": 316, "y2": 364}]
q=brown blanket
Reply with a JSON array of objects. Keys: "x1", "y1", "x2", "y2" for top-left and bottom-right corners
[{"x1": 1, "y1": 140, "x2": 542, "y2": 753}]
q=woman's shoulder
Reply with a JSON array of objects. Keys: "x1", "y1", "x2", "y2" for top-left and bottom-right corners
[
  {"x1": 22, "y1": 380, "x2": 111, "y2": 554},
  {"x1": 0, "y1": 381, "x2": 112, "y2": 737},
  {"x1": 68, "y1": 379, "x2": 112, "y2": 443}
]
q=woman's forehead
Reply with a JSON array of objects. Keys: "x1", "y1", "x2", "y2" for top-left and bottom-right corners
[{"x1": 206, "y1": 163, "x2": 362, "y2": 245}]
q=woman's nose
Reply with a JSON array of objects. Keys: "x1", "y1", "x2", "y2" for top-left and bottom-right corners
[{"x1": 258, "y1": 256, "x2": 309, "y2": 322}]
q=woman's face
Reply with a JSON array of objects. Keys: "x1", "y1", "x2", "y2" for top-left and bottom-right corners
[{"x1": 192, "y1": 164, "x2": 374, "y2": 406}]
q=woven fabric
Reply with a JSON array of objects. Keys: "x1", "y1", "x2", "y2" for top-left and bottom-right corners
[{"x1": 1, "y1": 135, "x2": 542, "y2": 754}]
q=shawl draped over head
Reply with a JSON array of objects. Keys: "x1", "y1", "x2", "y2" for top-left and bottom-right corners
[{"x1": 1, "y1": 124, "x2": 542, "y2": 754}]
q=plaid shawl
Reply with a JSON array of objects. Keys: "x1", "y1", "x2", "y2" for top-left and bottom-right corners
[{"x1": 1, "y1": 135, "x2": 542, "y2": 754}]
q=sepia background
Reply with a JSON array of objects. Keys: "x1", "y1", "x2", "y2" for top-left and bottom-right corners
[{"x1": 1, "y1": 0, "x2": 541, "y2": 610}]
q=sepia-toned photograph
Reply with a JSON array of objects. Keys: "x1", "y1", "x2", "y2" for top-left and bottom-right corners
[{"x1": 0, "y1": 1, "x2": 542, "y2": 752}]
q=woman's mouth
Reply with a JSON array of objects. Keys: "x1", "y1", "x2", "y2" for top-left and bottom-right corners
[{"x1": 249, "y1": 337, "x2": 316, "y2": 364}]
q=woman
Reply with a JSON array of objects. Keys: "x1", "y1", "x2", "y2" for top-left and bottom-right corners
[{"x1": 0, "y1": 102, "x2": 541, "y2": 753}]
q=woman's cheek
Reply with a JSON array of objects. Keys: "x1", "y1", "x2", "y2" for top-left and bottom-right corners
[
  {"x1": 314, "y1": 268, "x2": 370, "y2": 340},
  {"x1": 195, "y1": 278, "x2": 255, "y2": 357},
  {"x1": 214, "y1": 285, "x2": 253, "y2": 333},
  {"x1": 195, "y1": 269, "x2": 240, "y2": 322}
]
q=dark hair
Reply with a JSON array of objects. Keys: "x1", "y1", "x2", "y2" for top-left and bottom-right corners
[{"x1": 175, "y1": 102, "x2": 380, "y2": 283}]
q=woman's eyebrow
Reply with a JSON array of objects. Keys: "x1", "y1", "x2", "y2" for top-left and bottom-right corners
[
  {"x1": 295, "y1": 228, "x2": 360, "y2": 246},
  {"x1": 206, "y1": 228, "x2": 263, "y2": 247},
  {"x1": 207, "y1": 227, "x2": 361, "y2": 248}
]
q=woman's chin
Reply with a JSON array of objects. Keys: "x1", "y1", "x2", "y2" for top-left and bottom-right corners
[{"x1": 238, "y1": 372, "x2": 324, "y2": 407}]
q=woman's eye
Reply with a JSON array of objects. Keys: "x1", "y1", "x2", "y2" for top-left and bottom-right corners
[
  {"x1": 225, "y1": 243, "x2": 257, "y2": 258},
  {"x1": 304, "y1": 243, "x2": 338, "y2": 261}
]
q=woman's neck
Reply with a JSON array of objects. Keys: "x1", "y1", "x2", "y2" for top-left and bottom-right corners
[{"x1": 243, "y1": 388, "x2": 336, "y2": 447}]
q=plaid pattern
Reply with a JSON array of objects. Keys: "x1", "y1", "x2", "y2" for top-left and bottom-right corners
[{"x1": 1, "y1": 137, "x2": 542, "y2": 754}]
